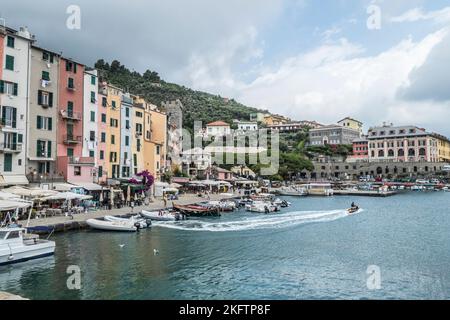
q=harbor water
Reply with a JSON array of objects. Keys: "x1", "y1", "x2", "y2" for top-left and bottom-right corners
[{"x1": 1, "y1": 192, "x2": 450, "y2": 300}]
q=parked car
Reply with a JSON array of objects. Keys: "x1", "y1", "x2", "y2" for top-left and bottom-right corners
[{"x1": 416, "y1": 179, "x2": 429, "y2": 184}]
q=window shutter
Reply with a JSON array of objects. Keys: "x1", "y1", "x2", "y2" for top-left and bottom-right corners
[
  {"x1": 0, "y1": 80, "x2": 4, "y2": 93},
  {"x1": 12, "y1": 133, "x2": 17, "y2": 149},
  {"x1": 49, "y1": 92, "x2": 53, "y2": 107},
  {"x1": 48, "y1": 118, "x2": 53, "y2": 131},
  {"x1": 36, "y1": 140, "x2": 42, "y2": 157},
  {"x1": 38, "y1": 90, "x2": 43, "y2": 105},
  {"x1": 12, "y1": 108, "x2": 17, "y2": 128},
  {"x1": 1, "y1": 107, "x2": 6, "y2": 125},
  {"x1": 47, "y1": 141, "x2": 52, "y2": 158},
  {"x1": 18, "y1": 134, "x2": 23, "y2": 143},
  {"x1": 66, "y1": 61, "x2": 70, "y2": 71},
  {"x1": 73, "y1": 63, "x2": 77, "y2": 73},
  {"x1": 50, "y1": 54, "x2": 54, "y2": 63},
  {"x1": 37, "y1": 116, "x2": 42, "y2": 129},
  {"x1": 13, "y1": 83, "x2": 18, "y2": 96}
]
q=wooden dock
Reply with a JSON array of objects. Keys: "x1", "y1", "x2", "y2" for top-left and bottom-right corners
[{"x1": 333, "y1": 189, "x2": 397, "y2": 197}]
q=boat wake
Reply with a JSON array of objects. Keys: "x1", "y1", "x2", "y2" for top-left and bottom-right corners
[{"x1": 154, "y1": 209, "x2": 358, "y2": 232}]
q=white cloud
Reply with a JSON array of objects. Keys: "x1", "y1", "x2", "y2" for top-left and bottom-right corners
[
  {"x1": 391, "y1": 6, "x2": 450, "y2": 24},
  {"x1": 236, "y1": 29, "x2": 450, "y2": 135}
]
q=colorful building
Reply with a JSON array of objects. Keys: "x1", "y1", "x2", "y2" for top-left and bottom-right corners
[
  {"x1": 120, "y1": 93, "x2": 133, "y2": 178},
  {"x1": 132, "y1": 96, "x2": 145, "y2": 175},
  {"x1": 141, "y1": 98, "x2": 167, "y2": 181},
  {"x1": 367, "y1": 125, "x2": 439, "y2": 163},
  {"x1": 206, "y1": 121, "x2": 231, "y2": 136},
  {"x1": 96, "y1": 90, "x2": 108, "y2": 183},
  {"x1": 57, "y1": 57, "x2": 95, "y2": 183},
  {"x1": 27, "y1": 46, "x2": 60, "y2": 183},
  {"x1": 433, "y1": 134, "x2": 450, "y2": 163},
  {"x1": 82, "y1": 69, "x2": 98, "y2": 163},
  {"x1": 338, "y1": 117, "x2": 363, "y2": 134},
  {"x1": 0, "y1": 26, "x2": 32, "y2": 186},
  {"x1": 103, "y1": 83, "x2": 122, "y2": 179}
]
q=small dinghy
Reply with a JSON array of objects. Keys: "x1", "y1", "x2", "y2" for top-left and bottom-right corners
[
  {"x1": 104, "y1": 215, "x2": 151, "y2": 229},
  {"x1": 86, "y1": 219, "x2": 138, "y2": 232},
  {"x1": 141, "y1": 210, "x2": 185, "y2": 221}
]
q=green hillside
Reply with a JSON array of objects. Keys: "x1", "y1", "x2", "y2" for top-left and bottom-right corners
[{"x1": 94, "y1": 59, "x2": 265, "y2": 130}]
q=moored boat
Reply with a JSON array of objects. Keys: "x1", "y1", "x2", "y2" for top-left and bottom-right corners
[
  {"x1": 104, "y1": 215, "x2": 151, "y2": 228},
  {"x1": 0, "y1": 227, "x2": 55, "y2": 265},
  {"x1": 173, "y1": 204, "x2": 221, "y2": 217},
  {"x1": 246, "y1": 201, "x2": 280, "y2": 213},
  {"x1": 140, "y1": 210, "x2": 185, "y2": 221},
  {"x1": 86, "y1": 219, "x2": 138, "y2": 232}
]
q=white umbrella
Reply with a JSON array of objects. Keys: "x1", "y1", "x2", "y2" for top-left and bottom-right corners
[
  {"x1": 110, "y1": 187, "x2": 114, "y2": 206},
  {"x1": 0, "y1": 191, "x2": 20, "y2": 200},
  {"x1": 134, "y1": 193, "x2": 138, "y2": 201},
  {"x1": 126, "y1": 185, "x2": 131, "y2": 203},
  {"x1": 99, "y1": 189, "x2": 104, "y2": 202},
  {"x1": 43, "y1": 192, "x2": 92, "y2": 201}
]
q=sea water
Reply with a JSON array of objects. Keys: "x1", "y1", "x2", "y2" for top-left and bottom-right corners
[{"x1": 1, "y1": 192, "x2": 449, "y2": 300}]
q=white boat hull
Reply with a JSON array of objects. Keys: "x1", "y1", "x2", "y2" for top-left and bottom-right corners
[
  {"x1": 141, "y1": 210, "x2": 178, "y2": 221},
  {"x1": 0, "y1": 240, "x2": 55, "y2": 265},
  {"x1": 86, "y1": 219, "x2": 137, "y2": 232},
  {"x1": 104, "y1": 215, "x2": 149, "y2": 228}
]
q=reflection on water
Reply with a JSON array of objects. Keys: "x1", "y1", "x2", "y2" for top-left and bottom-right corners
[{"x1": 1, "y1": 193, "x2": 450, "y2": 300}]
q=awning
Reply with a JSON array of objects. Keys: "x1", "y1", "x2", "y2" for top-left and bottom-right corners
[
  {"x1": 69, "y1": 182, "x2": 103, "y2": 191},
  {"x1": 0, "y1": 200, "x2": 32, "y2": 211},
  {"x1": 0, "y1": 175, "x2": 29, "y2": 186},
  {"x1": 51, "y1": 183, "x2": 76, "y2": 192},
  {"x1": 0, "y1": 191, "x2": 20, "y2": 200},
  {"x1": 42, "y1": 192, "x2": 93, "y2": 201}
]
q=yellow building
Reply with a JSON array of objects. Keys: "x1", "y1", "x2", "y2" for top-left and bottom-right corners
[
  {"x1": 263, "y1": 114, "x2": 291, "y2": 126},
  {"x1": 104, "y1": 84, "x2": 122, "y2": 179},
  {"x1": 139, "y1": 98, "x2": 167, "y2": 181},
  {"x1": 132, "y1": 96, "x2": 146, "y2": 175},
  {"x1": 434, "y1": 134, "x2": 450, "y2": 162},
  {"x1": 338, "y1": 117, "x2": 363, "y2": 134}
]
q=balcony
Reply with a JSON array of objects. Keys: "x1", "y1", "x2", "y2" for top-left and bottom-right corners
[
  {"x1": 0, "y1": 143, "x2": 23, "y2": 153},
  {"x1": 68, "y1": 156, "x2": 95, "y2": 166},
  {"x1": 60, "y1": 110, "x2": 81, "y2": 121},
  {"x1": 63, "y1": 135, "x2": 82, "y2": 145}
]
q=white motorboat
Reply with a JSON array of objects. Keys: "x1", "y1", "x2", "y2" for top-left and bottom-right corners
[
  {"x1": 207, "y1": 200, "x2": 237, "y2": 211},
  {"x1": 0, "y1": 227, "x2": 55, "y2": 265},
  {"x1": 140, "y1": 210, "x2": 184, "y2": 222},
  {"x1": 104, "y1": 215, "x2": 151, "y2": 229},
  {"x1": 273, "y1": 198, "x2": 291, "y2": 207},
  {"x1": 86, "y1": 219, "x2": 137, "y2": 232},
  {"x1": 246, "y1": 201, "x2": 280, "y2": 213}
]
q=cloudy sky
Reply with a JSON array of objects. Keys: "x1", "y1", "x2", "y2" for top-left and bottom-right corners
[{"x1": 2, "y1": 0, "x2": 450, "y2": 135}]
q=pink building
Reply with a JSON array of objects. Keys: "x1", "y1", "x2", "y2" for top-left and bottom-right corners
[
  {"x1": 97, "y1": 91, "x2": 108, "y2": 183},
  {"x1": 56, "y1": 58, "x2": 94, "y2": 182}
]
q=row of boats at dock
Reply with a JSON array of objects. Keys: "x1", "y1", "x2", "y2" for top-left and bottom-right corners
[{"x1": 85, "y1": 195, "x2": 292, "y2": 232}]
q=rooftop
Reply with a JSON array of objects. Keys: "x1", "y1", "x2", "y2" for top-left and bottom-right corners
[{"x1": 207, "y1": 121, "x2": 230, "y2": 127}]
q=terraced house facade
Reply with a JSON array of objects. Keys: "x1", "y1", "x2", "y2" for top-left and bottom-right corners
[
  {"x1": 0, "y1": 26, "x2": 32, "y2": 186},
  {"x1": 27, "y1": 46, "x2": 60, "y2": 182}
]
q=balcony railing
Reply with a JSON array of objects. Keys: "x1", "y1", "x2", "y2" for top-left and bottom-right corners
[
  {"x1": 60, "y1": 110, "x2": 81, "y2": 121},
  {"x1": 68, "y1": 156, "x2": 95, "y2": 165},
  {"x1": 0, "y1": 143, "x2": 23, "y2": 153},
  {"x1": 63, "y1": 135, "x2": 82, "y2": 145}
]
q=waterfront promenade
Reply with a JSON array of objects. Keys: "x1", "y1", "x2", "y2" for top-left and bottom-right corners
[{"x1": 19, "y1": 193, "x2": 234, "y2": 232}]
